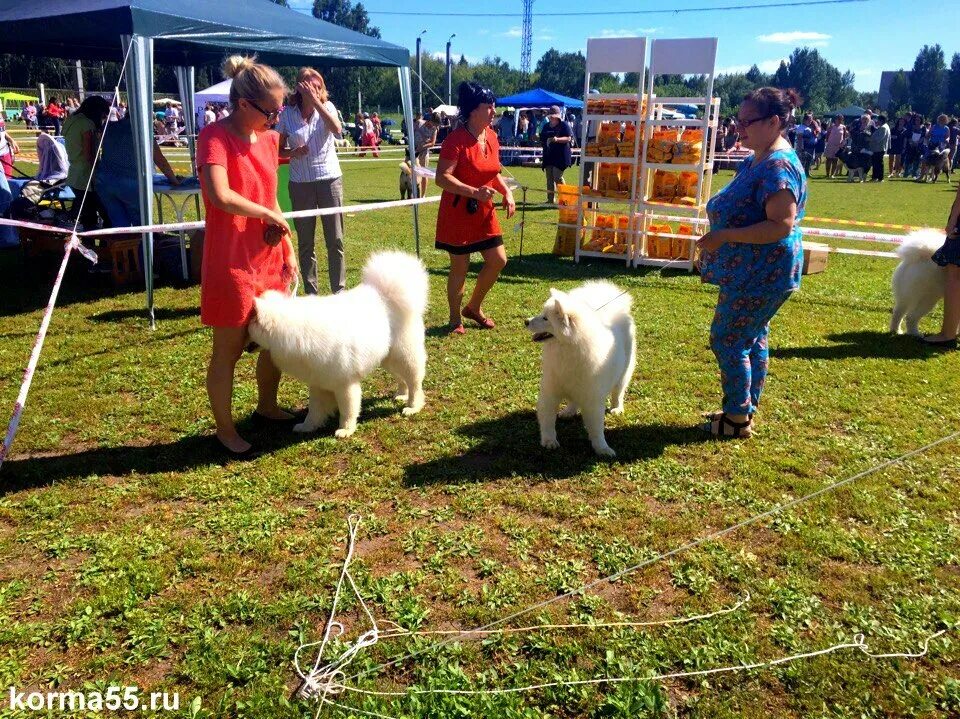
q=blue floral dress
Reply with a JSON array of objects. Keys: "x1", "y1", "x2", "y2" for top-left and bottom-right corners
[{"x1": 701, "y1": 148, "x2": 807, "y2": 416}]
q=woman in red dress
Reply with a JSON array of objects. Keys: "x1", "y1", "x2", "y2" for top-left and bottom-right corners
[
  {"x1": 198, "y1": 55, "x2": 298, "y2": 457},
  {"x1": 435, "y1": 82, "x2": 516, "y2": 334}
]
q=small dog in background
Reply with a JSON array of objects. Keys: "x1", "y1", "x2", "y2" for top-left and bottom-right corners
[
  {"x1": 917, "y1": 148, "x2": 951, "y2": 183},
  {"x1": 890, "y1": 228, "x2": 947, "y2": 335},
  {"x1": 526, "y1": 281, "x2": 636, "y2": 457},
  {"x1": 399, "y1": 160, "x2": 416, "y2": 199}
]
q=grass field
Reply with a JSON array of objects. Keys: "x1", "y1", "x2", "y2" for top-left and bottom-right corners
[{"x1": 0, "y1": 160, "x2": 958, "y2": 719}]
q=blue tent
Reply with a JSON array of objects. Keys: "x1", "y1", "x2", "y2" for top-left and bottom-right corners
[{"x1": 497, "y1": 88, "x2": 583, "y2": 109}]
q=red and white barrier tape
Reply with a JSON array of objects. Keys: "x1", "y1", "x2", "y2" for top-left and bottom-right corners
[
  {"x1": 803, "y1": 216, "x2": 919, "y2": 231},
  {"x1": 0, "y1": 195, "x2": 441, "y2": 240},
  {"x1": 644, "y1": 212, "x2": 908, "y2": 245},
  {"x1": 0, "y1": 235, "x2": 94, "y2": 467}
]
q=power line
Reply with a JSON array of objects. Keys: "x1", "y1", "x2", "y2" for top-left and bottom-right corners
[{"x1": 367, "y1": 0, "x2": 871, "y2": 16}]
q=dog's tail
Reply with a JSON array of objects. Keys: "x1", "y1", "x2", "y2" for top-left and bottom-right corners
[
  {"x1": 896, "y1": 228, "x2": 944, "y2": 264},
  {"x1": 362, "y1": 251, "x2": 429, "y2": 317}
]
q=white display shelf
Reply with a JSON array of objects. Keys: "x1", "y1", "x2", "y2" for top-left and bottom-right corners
[
  {"x1": 577, "y1": 249, "x2": 633, "y2": 263},
  {"x1": 573, "y1": 35, "x2": 719, "y2": 270},
  {"x1": 643, "y1": 161, "x2": 713, "y2": 172},
  {"x1": 634, "y1": 256, "x2": 695, "y2": 270},
  {"x1": 655, "y1": 96, "x2": 711, "y2": 104},
  {"x1": 581, "y1": 155, "x2": 638, "y2": 165},
  {"x1": 640, "y1": 199, "x2": 706, "y2": 213},
  {"x1": 579, "y1": 195, "x2": 636, "y2": 205},
  {"x1": 584, "y1": 114, "x2": 642, "y2": 122},
  {"x1": 649, "y1": 119, "x2": 709, "y2": 127},
  {"x1": 586, "y1": 92, "x2": 644, "y2": 100}
]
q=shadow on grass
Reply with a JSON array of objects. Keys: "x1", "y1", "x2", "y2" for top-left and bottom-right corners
[
  {"x1": 404, "y1": 409, "x2": 711, "y2": 485},
  {"x1": 0, "y1": 250, "x2": 140, "y2": 318},
  {"x1": 89, "y1": 307, "x2": 200, "y2": 322},
  {"x1": 0, "y1": 395, "x2": 407, "y2": 494},
  {"x1": 771, "y1": 331, "x2": 939, "y2": 361}
]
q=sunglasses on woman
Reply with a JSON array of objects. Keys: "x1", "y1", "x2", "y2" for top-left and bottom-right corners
[
  {"x1": 245, "y1": 98, "x2": 281, "y2": 122},
  {"x1": 736, "y1": 114, "x2": 773, "y2": 128}
]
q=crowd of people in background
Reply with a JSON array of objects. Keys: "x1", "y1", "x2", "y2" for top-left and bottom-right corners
[{"x1": 713, "y1": 107, "x2": 960, "y2": 184}]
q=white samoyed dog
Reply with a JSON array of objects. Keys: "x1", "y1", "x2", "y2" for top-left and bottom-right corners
[
  {"x1": 248, "y1": 251, "x2": 428, "y2": 438},
  {"x1": 525, "y1": 281, "x2": 636, "y2": 457},
  {"x1": 890, "y1": 228, "x2": 947, "y2": 336}
]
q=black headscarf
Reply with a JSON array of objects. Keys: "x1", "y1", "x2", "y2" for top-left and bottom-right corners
[{"x1": 457, "y1": 81, "x2": 496, "y2": 122}]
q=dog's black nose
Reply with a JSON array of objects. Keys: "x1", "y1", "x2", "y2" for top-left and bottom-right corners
[{"x1": 524, "y1": 318, "x2": 530, "y2": 327}]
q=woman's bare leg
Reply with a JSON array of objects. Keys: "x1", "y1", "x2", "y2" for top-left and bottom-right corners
[
  {"x1": 447, "y1": 253, "x2": 470, "y2": 326},
  {"x1": 930, "y1": 264, "x2": 960, "y2": 340},
  {"x1": 207, "y1": 326, "x2": 250, "y2": 452},
  {"x1": 464, "y1": 244, "x2": 508, "y2": 317}
]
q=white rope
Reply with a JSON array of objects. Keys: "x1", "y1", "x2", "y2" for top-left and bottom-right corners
[
  {"x1": 294, "y1": 515, "x2": 752, "y2": 705},
  {"x1": 294, "y1": 515, "x2": 381, "y2": 703},
  {"x1": 342, "y1": 429, "x2": 960, "y2": 687},
  {"x1": 295, "y1": 517, "x2": 949, "y2": 718},
  {"x1": 333, "y1": 631, "x2": 946, "y2": 699},
  {"x1": 292, "y1": 516, "x2": 749, "y2": 702}
]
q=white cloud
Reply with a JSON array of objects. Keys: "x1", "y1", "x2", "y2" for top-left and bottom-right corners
[
  {"x1": 717, "y1": 58, "x2": 787, "y2": 75},
  {"x1": 477, "y1": 29, "x2": 489, "y2": 36},
  {"x1": 756, "y1": 31, "x2": 830, "y2": 46},
  {"x1": 500, "y1": 26, "x2": 523, "y2": 38},
  {"x1": 598, "y1": 27, "x2": 659, "y2": 38}
]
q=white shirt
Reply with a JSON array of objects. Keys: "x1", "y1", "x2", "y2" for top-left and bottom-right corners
[
  {"x1": 277, "y1": 102, "x2": 343, "y2": 183},
  {"x1": 204, "y1": 109, "x2": 216, "y2": 125}
]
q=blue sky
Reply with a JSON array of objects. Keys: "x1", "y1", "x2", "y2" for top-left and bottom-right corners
[{"x1": 286, "y1": 0, "x2": 959, "y2": 92}]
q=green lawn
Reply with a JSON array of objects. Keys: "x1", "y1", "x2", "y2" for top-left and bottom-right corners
[{"x1": 0, "y1": 162, "x2": 958, "y2": 719}]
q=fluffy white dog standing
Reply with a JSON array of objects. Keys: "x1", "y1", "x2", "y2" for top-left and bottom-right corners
[
  {"x1": 248, "y1": 251, "x2": 428, "y2": 438},
  {"x1": 890, "y1": 228, "x2": 947, "y2": 336},
  {"x1": 526, "y1": 281, "x2": 636, "y2": 457}
]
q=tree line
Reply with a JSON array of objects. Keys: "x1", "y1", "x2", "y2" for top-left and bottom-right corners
[{"x1": 1, "y1": 0, "x2": 956, "y2": 121}]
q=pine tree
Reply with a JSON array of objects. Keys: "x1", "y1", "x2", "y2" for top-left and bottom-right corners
[
  {"x1": 909, "y1": 44, "x2": 946, "y2": 118},
  {"x1": 772, "y1": 61, "x2": 790, "y2": 89},
  {"x1": 946, "y1": 53, "x2": 960, "y2": 115}
]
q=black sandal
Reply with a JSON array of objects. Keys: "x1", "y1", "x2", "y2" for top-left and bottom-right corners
[{"x1": 700, "y1": 412, "x2": 753, "y2": 438}]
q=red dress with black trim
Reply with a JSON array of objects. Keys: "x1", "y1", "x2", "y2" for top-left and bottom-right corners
[{"x1": 434, "y1": 126, "x2": 502, "y2": 254}]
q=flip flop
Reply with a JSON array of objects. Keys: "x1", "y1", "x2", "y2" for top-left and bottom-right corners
[{"x1": 462, "y1": 305, "x2": 495, "y2": 329}]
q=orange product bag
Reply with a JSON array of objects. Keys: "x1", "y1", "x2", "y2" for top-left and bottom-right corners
[{"x1": 677, "y1": 171, "x2": 699, "y2": 199}]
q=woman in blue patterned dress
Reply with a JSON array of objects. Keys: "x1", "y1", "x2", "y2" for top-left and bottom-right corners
[
  {"x1": 696, "y1": 87, "x2": 808, "y2": 438},
  {"x1": 923, "y1": 180, "x2": 960, "y2": 348}
]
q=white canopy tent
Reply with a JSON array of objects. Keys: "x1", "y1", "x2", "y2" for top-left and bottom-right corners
[{"x1": 194, "y1": 78, "x2": 231, "y2": 105}]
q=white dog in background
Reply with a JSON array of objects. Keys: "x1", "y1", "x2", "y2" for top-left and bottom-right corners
[
  {"x1": 249, "y1": 251, "x2": 428, "y2": 438},
  {"x1": 890, "y1": 228, "x2": 947, "y2": 336},
  {"x1": 526, "y1": 281, "x2": 636, "y2": 457}
]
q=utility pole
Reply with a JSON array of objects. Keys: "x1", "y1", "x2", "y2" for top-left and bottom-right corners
[
  {"x1": 416, "y1": 30, "x2": 426, "y2": 115},
  {"x1": 446, "y1": 34, "x2": 456, "y2": 105},
  {"x1": 75, "y1": 60, "x2": 85, "y2": 100},
  {"x1": 521, "y1": 0, "x2": 534, "y2": 86}
]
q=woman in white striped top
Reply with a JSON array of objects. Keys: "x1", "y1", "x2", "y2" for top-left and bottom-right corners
[{"x1": 278, "y1": 67, "x2": 345, "y2": 294}]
